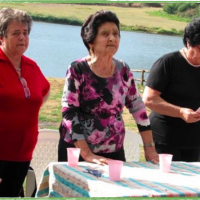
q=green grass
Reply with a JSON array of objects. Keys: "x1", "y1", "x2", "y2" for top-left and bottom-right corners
[
  {"x1": 147, "y1": 10, "x2": 192, "y2": 23},
  {"x1": 0, "y1": 3, "x2": 188, "y2": 35},
  {"x1": 121, "y1": 24, "x2": 182, "y2": 35},
  {"x1": 31, "y1": 13, "x2": 83, "y2": 25}
]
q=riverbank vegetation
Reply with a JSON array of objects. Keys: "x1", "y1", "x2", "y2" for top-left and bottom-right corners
[
  {"x1": 0, "y1": 3, "x2": 199, "y2": 35},
  {"x1": 0, "y1": 3, "x2": 196, "y2": 35},
  {"x1": 148, "y1": 3, "x2": 199, "y2": 23}
]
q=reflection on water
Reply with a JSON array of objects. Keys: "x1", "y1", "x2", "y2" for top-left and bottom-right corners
[{"x1": 25, "y1": 21, "x2": 183, "y2": 79}]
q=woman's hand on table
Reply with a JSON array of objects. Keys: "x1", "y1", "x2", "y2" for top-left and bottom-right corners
[
  {"x1": 84, "y1": 152, "x2": 108, "y2": 165},
  {"x1": 74, "y1": 140, "x2": 108, "y2": 165},
  {"x1": 144, "y1": 146, "x2": 159, "y2": 164}
]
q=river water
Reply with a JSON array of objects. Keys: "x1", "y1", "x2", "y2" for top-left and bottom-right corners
[{"x1": 25, "y1": 21, "x2": 183, "y2": 79}]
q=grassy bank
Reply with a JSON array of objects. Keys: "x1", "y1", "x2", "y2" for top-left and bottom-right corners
[{"x1": 0, "y1": 3, "x2": 188, "y2": 35}]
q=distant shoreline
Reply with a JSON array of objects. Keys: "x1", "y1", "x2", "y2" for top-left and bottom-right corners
[
  {"x1": 0, "y1": 3, "x2": 186, "y2": 36},
  {"x1": 31, "y1": 16, "x2": 182, "y2": 36}
]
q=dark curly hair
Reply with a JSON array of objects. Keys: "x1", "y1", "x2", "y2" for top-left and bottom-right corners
[
  {"x1": 183, "y1": 18, "x2": 200, "y2": 47},
  {"x1": 81, "y1": 10, "x2": 120, "y2": 51}
]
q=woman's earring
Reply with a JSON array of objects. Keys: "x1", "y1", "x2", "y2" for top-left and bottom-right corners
[{"x1": 90, "y1": 47, "x2": 94, "y2": 55}]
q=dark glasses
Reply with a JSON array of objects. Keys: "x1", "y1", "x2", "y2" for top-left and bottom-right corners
[{"x1": 19, "y1": 77, "x2": 30, "y2": 98}]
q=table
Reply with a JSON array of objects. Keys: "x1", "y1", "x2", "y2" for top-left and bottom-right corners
[{"x1": 36, "y1": 161, "x2": 200, "y2": 197}]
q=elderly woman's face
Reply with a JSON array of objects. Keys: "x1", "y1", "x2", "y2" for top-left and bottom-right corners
[
  {"x1": 1, "y1": 20, "x2": 29, "y2": 56},
  {"x1": 91, "y1": 22, "x2": 120, "y2": 57},
  {"x1": 186, "y1": 42, "x2": 200, "y2": 65}
]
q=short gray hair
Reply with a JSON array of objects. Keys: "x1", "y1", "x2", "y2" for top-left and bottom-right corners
[{"x1": 0, "y1": 8, "x2": 32, "y2": 40}]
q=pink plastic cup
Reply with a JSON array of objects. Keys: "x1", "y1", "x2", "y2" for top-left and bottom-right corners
[
  {"x1": 67, "y1": 148, "x2": 80, "y2": 167},
  {"x1": 108, "y1": 160, "x2": 123, "y2": 181},
  {"x1": 159, "y1": 154, "x2": 173, "y2": 173}
]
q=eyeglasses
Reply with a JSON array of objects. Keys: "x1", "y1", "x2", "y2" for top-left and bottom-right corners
[{"x1": 19, "y1": 77, "x2": 30, "y2": 98}]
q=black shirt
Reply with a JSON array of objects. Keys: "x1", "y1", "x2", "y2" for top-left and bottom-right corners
[{"x1": 146, "y1": 51, "x2": 200, "y2": 147}]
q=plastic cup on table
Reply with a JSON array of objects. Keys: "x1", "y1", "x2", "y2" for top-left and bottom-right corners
[
  {"x1": 159, "y1": 154, "x2": 173, "y2": 173},
  {"x1": 108, "y1": 160, "x2": 123, "y2": 181},
  {"x1": 67, "y1": 148, "x2": 80, "y2": 167}
]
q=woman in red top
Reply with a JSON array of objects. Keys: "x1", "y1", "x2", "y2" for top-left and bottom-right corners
[{"x1": 0, "y1": 8, "x2": 50, "y2": 197}]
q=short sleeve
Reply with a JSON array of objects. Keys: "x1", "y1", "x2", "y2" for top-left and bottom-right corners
[
  {"x1": 37, "y1": 65, "x2": 50, "y2": 97},
  {"x1": 146, "y1": 56, "x2": 171, "y2": 93}
]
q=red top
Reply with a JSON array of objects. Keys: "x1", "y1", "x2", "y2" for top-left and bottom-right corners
[{"x1": 0, "y1": 48, "x2": 50, "y2": 161}]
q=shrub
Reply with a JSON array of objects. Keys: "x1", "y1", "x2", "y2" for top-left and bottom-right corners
[
  {"x1": 177, "y1": 3, "x2": 197, "y2": 12},
  {"x1": 144, "y1": 3, "x2": 162, "y2": 7},
  {"x1": 163, "y1": 3, "x2": 199, "y2": 16},
  {"x1": 197, "y1": 5, "x2": 200, "y2": 17},
  {"x1": 177, "y1": 8, "x2": 197, "y2": 19},
  {"x1": 163, "y1": 3, "x2": 180, "y2": 14}
]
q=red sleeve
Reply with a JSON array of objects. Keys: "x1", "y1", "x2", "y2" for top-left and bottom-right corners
[{"x1": 36, "y1": 64, "x2": 50, "y2": 97}]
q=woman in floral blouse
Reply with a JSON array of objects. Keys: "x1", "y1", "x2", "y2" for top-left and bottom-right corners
[{"x1": 58, "y1": 10, "x2": 158, "y2": 164}]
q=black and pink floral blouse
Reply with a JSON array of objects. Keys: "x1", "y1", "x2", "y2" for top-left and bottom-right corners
[{"x1": 60, "y1": 57, "x2": 151, "y2": 153}]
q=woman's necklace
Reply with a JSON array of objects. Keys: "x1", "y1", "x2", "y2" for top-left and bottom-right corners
[
  {"x1": 90, "y1": 61, "x2": 115, "y2": 78},
  {"x1": 15, "y1": 67, "x2": 21, "y2": 72}
]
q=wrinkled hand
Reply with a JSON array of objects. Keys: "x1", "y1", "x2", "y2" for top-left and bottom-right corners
[
  {"x1": 144, "y1": 147, "x2": 159, "y2": 164},
  {"x1": 84, "y1": 152, "x2": 108, "y2": 165},
  {"x1": 180, "y1": 108, "x2": 200, "y2": 123},
  {"x1": 75, "y1": 140, "x2": 108, "y2": 165}
]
